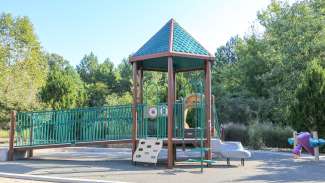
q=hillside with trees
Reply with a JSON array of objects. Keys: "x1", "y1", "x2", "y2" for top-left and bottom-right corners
[{"x1": 0, "y1": 0, "x2": 324, "y2": 146}]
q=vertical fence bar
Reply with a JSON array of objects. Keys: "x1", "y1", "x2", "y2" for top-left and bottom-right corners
[{"x1": 8, "y1": 111, "x2": 16, "y2": 161}]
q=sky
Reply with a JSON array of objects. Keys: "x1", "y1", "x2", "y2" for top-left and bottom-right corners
[{"x1": 0, "y1": 0, "x2": 273, "y2": 66}]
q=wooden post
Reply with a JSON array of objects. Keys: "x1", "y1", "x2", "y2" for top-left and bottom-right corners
[
  {"x1": 167, "y1": 57, "x2": 174, "y2": 168},
  {"x1": 8, "y1": 111, "x2": 16, "y2": 161},
  {"x1": 132, "y1": 62, "x2": 138, "y2": 160},
  {"x1": 312, "y1": 131, "x2": 319, "y2": 161},
  {"x1": 211, "y1": 95, "x2": 215, "y2": 136},
  {"x1": 139, "y1": 69, "x2": 143, "y2": 104},
  {"x1": 204, "y1": 60, "x2": 212, "y2": 160},
  {"x1": 173, "y1": 71, "x2": 176, "y2": 164},
  {"x1": 28, "y1": 114, "x2": 33, "y2": 158}
]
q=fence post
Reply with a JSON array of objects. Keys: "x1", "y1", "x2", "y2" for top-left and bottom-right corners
[
  {"x1": 8, "y1": 111, "x2": 16, "y2": 161},
  {"x1": 28, "y1": 113, "x2": 33, "y2": 158},
  {"x1": 312, "y1": 131, "x2": 319, "y2": 161},
  {"x1": 293, "y1": 131, "x2": 297, "y2": 148}
]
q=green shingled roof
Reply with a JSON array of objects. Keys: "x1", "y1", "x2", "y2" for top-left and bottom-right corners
[
  {"x1": 133, "y1": 21, "x2": 170, "y2": 57},
  {"x1": 133, "y1": 19, "x2": 211, "y2": 57},
  {"x1": 172, "y1": 21, "x2": 210, "y2": 56},
  {"x1": 131, "y1": 19, "x2": 214, "y2": 72}
]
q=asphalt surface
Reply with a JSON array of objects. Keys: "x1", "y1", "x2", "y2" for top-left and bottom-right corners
[{"x1": 0, "y1": 147, "x2": 324, "y2": 183}]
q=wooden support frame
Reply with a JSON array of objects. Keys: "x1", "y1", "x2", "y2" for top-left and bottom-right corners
[
  {"x1": 204, "y1": 60, "x2": 212, "y2": 160},
  {"x1": 211, "y1": 95, "x2": 215, "y2": 136},
  {"x1": 138, "y1": 69, "x2": 143, "y2": 104},
  {"x1": 8, "y1": 111, "x2": 16, "y2": 161},
  {"x1": 167, "y1": 57, "x2": 174, "y2": 168},
  {"x1": 132, "y1": 62, "x2": 138, "y2": 159}
]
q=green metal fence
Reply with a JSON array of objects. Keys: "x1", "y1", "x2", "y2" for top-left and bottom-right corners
[
  {"x1": 15, "y1": 105, "x2": 133, "y2": 147},
  {"x1": 15, "y1": 101, "x2": 218, "y2": 147}
]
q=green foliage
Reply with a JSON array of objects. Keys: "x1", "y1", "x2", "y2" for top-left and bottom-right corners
[
  {"x1": 115, "y1": 58, "x2": 132, "y2": 94},
  {"x1": 105, "y1": 92, "x2": 132, "y2": 106},
  {"x1": 215, "y1": 0, "x2": 325, "y2": 132},
  {"x1": 224, "y1": 122, "x2": 293, "y2": 149},
  {"x1": 248, "y1": 122, "x2": 294, "y2": 149},
  {"x1": 143, "y1": 72, "x2": 167, "y2": 105},
  {"x1": 76, "y1": 52, "x2": 99, "y2": 83},
  {"x1": 85, "y1": 82, "x2": 109, "y2": 106},
  {"x1": 77, "y1": 53, "x2": 118, "y2": 107},
  {"x1": 290, "y1": 60, "x2": 325, "y2": 137},
  {"x1": 0, "y1": 13, "x2": 47, "y2": 128},
  {"x1": 223, "y1": 123, "x2": 249, "y2": 146},
  {"x1": 40, "y1": 54, "x2": 85, "y2": 109}
]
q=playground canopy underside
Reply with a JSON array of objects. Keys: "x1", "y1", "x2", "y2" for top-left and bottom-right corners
[{"x1": 14, "y1": 102, "x2": 219, "y2": 147}]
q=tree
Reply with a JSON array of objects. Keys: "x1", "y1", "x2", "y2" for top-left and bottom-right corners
[
  {"x1": 40, "y1": 53, "x2": 85, "y2": 109},
  {"x1": 105, "y1": 92, "x2": 132, "y2": 106},
  {"x1": 77, "y1": 53, "x2": 118, "y2": 107},
  {"x1": 76, "y1": 52, "x2": 99, "y2": 83},
  {"x1": 214, "y1": 0, "x2": 325, "y2": 126},
  {"x1": 215, "y1": 36, "x2": 240, "y2": 65},
  {"x1": 291, "y1": 60, "x2": 325, "y2": 137},
  {"x1": 95, "y1": 58, "x2": 116, "y2": 92},
  {"x1": 85, "y1": 82, "x2": 109, "y2": 106},
  {"x1": 0, "y1": 13, "x2": 47, "y2": 127},
  {"x1": 115, "y1": 58, "x2": 132, "y2": 95}
]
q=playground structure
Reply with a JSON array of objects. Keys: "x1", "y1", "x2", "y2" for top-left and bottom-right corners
[
  {"x1": 288, "y1": 131, "x2": 325, "y2": 161},
  {"x1": 8, "y1": 19, "x2": 219, "y2": 169}
]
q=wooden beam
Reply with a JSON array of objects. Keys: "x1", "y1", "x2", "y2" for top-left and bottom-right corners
[
  {"x1": 211, "y1": 95, "x2": 215, "y2": 136},
  {"x1": 171, "y1": 51, "x2": 215, "y2": 61},
  {"x1": 173, "y1": 71, "x2": 176, "y2": 101},
  {"x1": 132, "y1": 62, "x2": 138, "y2": 160},
  {"x1": 139, "y1": 69, "x2": 143, "y2": 104},
  {"x1": 204, "y1": 60, "x2": 212, "y2": 160},
  {"x1": 130, "y1": 52, "x2": 171, "y2": 62},
  {"x1": 167, "y1": 57, "x2": 174, "y2": 168},
  {"x1": 130, "y1": 51, "x2": 215, "y2": 63},
  {"x1": 8, "y1": 111, "x2": 16, "y2": 161},
  {"x1": 14, "y1": 140, "x2": 133, "y2": 151},
  {"x1": 14, "y1": 138, "x2": 211, "y2": 151},
  {"x1": 28, "y1": 113, "x2": 33, "y2": 158}
]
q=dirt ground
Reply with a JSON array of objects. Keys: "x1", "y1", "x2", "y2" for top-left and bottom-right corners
[{"x1": 0, "y1": 147, "x2": 324, "y2": 183}]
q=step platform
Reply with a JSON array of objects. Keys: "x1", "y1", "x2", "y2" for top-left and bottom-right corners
[{"x1": 133, "y1": 138, "x2": 163, "y2": 165}]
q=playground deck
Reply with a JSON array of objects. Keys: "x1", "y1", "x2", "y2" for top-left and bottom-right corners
[
  {"x1": 10, "y1": 102, "x2": 219, "y2": 159},
  {"x1": 13, "y1": 138, "x2": 207, "y2": 151}
]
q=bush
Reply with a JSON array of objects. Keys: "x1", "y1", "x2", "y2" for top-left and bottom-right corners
[
  {"x1": 248, "y1": 122, "x2": 294, "y2": 149},
  {"x1": 248, "y1": 122, "x2": 265, "y2": 149},
  {"x1": 223, "y1": 123, "x2": 249, "y2": 146},
  {"x1": 223, "y1": 122, "x2": 294, "y2": 149}
]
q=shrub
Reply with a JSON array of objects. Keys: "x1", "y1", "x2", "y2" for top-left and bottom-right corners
[
  {"x1": 248, "y1": 122, "x2": 265, "y2": 149},
  {"x1": 223, "y1": 122, "x2": 294, "y2": 149},
  {"x1": 223, "y1": 123, "x2": 249, "y2": 146},
  {"x1": 249, "y1": 122, "x2": 294, "y2": 149}
]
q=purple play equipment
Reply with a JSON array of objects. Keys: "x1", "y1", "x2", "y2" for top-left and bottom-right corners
[{"x1": 293, "y1": 132, "x2": 314, "y2": 156}]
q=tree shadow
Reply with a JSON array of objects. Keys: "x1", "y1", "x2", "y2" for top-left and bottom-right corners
[{"x1": 234, "y1": 151, "x2": 325, "y2": 182}]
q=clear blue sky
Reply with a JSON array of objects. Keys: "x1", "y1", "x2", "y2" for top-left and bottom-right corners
[{"x1": 1, "y1": 0, "x2": 272, "y2": 66}]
